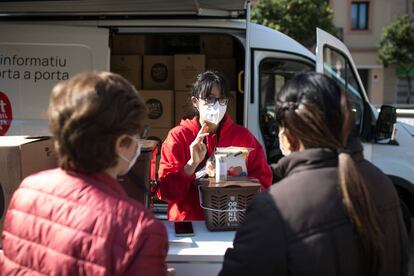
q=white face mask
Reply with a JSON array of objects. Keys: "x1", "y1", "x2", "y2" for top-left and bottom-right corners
[
  {"x1": 199, "y1": 101, "x2": 227, "y2": 125},
  {"x1": 278, "y1": 129, "x2": 290, "y2": 156},
  {"x1": 119, "y1": 137, "x2": 142, "y2": 172}
]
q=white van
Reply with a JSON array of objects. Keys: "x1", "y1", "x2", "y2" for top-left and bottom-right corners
[{"x1": 1, "y1": 1, "x2": 413, "y2": 223}]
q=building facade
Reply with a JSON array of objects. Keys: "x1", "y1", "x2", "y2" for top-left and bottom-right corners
[{"x1": 330, "y1": 0, "x2": 413, "y2": 106}]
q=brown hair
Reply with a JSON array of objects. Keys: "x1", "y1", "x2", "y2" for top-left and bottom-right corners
[
  {"x1": 48, "y1": 71, "x2": 147, "y2": 173},
  {"x1": 276, "y1": 72, "x2": 383, "y2": 275}
]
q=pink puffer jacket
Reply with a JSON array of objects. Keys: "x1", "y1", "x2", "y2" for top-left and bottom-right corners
[{"x1": 0, "y1": 168, "x2": 168, "y2": 276}]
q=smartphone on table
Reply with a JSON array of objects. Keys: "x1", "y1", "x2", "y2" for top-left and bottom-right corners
[{"x1": 174, "y1": 221, "x2": 195, "y2": 237}]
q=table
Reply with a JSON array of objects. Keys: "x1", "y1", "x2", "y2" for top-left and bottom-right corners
[{"x1": 163, "y1": 221, "x2": 236, "y2": 276}]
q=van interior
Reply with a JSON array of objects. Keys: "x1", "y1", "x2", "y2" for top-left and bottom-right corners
[
  {"x1": 109, "y1": 32, "x2": 245, "y2": 215},
  {"x1": 110, "y1": 32, "x2": 245, "y2": 138}
]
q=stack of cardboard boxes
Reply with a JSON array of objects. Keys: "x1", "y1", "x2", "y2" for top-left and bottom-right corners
[
  {"x1": 141, "y1": 55, "x2": 174, "y2": 142},
  {"x1": 174, "y1": 54, "x2": 205, "y2": 125},
  {"x1": 111, "y1": 35, "x2": 172, "y2": 142},
  {"x1": 201, "y1": 35, "x2": 237, "y2": 121},
  {"x1": 111, "y1": 34, "x2": 237, "y2": 143},
  {"x1": 111, "y1": 35, "x2": 147, "y2": 89}
]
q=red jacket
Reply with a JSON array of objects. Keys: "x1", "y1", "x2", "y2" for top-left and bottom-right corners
[
  {"x1": 1, "y1": 168, "x2": 168, "y2": 276},
  {"x1": 157, "y1": 114, "x2": 272, "y2": 221}
]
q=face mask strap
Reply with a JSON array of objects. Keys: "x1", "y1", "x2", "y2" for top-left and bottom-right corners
[
  {"x1": 119, "y1": 153, "x2": 131, "y2": 163},
  {"x1": 119, "y1": 136, "x2": 142, "y2": 171}
]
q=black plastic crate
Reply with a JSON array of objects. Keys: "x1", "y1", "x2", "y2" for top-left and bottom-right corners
[{"x1": 198, "y1": 177, "x2": 260, "y2": 231}]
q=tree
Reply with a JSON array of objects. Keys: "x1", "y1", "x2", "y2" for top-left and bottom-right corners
[
  {"x1": 378, "y1": 15, "x2": 414, "y2": 104},
  {"x1": 251, "y1": 0, "x2": 337, "y2": 47}
]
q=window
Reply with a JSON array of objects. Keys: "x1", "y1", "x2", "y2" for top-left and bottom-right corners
[
  {"x1": 351, "y1": 2, "x2": 369, "y2": 30},
  {"x1": 357, "y1": 69, "x2": 369, "y2": 95},
  {"x1": 323, "y1": 47, "x2": 364, "y2": 135},
  {"x1": 259, "y1": 59, "x2": 313, "y2": 163}
]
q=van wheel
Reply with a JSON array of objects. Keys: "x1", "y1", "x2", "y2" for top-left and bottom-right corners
[{"x1": 400, "y1": 199, "x2": 412, "y2": 235}]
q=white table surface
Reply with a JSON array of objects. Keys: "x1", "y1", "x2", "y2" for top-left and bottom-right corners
[{"x1": 163, "y1": 221, "x2": 236, "y2": 263}]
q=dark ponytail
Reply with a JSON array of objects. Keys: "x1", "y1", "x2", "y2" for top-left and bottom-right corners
[
  {"x1": 276, "y1": 72, "x2": 384, "y2": 275},
  {"x1": 337, "y1": 90, "x2": 383, "y2": 275}
]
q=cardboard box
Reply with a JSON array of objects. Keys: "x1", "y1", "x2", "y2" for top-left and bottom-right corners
[
  {"x1": 174, "y1": 90, "x2": 193, "y2": 125},
  {"x1": 143, "y1": 56, "x2": 174, "y2": 90},
  {"x1": 147, "y1": 127, "x2": 171, "y2": 142},
  {"x1": 112, "y1": 35, "x2": 146, "y2": 54},
  {"x1": 111, "y1": 55, "x2": 142, "y2": 89},
  {"x1": 144, "y1": 36, "x2": 163, "y2": 55},
  {"x1": 0, "y1": 136, "x2": 57, "y2": 245},
  {"x1": 161, "y1": 35, "x2": 199, "y2": 54},
  {"x1": 139, "y1": 90, "x2": 174, "y2": 128},
  {"x1": 200, "y1": 35, "x2": 234, "y2": 58},
  {"x1": 206, "y1": 58, "x2": 237, "y2": 90},
  {"x1": 174, "y1": 54, "x2": 205, "y2": 91}
]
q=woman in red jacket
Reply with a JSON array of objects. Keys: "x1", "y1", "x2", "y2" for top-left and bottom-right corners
[
  {"x1": 157, "y1": 71, "x2": 272, "y2": 221},
  {"x1": 1, "y1": 72, "x2": 169, "y2": 275}
]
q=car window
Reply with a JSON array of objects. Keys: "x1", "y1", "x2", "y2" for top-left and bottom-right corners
[
  {"x1": 322, "y1": 46, "x2": 364, "y2": 135},
  {"x1": 259, "y1": 58, "x2": 312, "y2": 163}
]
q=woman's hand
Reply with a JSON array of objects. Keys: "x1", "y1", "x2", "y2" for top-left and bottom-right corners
[
  {"x1": 189, "y1": 124, "x2": 208, "y2": 165},
  {"x1": 184, "y1": 124, "x2": 209, "y2": 176}
]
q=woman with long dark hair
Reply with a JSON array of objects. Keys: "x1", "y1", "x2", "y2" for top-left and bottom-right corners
[{"x1": 220, "y1": 72, "x2": 409, "y2": 276}]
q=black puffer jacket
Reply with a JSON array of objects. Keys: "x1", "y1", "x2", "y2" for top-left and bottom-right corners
[{"x1": 220, "y1": 140, "x2": 409, "y2": 276}]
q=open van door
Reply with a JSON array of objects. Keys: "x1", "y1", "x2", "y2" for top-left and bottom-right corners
[
  {"x1": 316, "y1": 28, "x2": 373, "y2": 160},
  {"x1": 0, "y1": 24, "x2": 109, "y2": 136}
]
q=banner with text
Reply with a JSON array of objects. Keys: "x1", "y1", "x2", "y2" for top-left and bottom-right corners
[{"x1": 0, "y1": 43, "x2": 93, "y2": 135}]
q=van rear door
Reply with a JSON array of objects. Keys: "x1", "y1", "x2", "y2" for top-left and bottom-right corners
[{"x1": 0, "y1": 24, "x2": 109, "y2": 136}]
